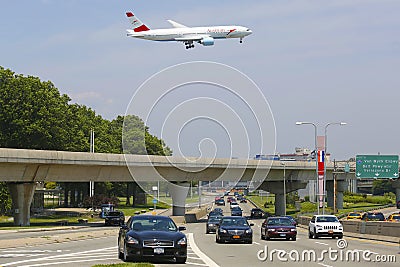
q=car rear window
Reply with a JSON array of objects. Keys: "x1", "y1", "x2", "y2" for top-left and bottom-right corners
[
  {"x1": 268, "y1": 218, "x2": 292, "y2": 226},
  {"x1": 367, "y1": 213, "x2": 384, "y2": 220}
]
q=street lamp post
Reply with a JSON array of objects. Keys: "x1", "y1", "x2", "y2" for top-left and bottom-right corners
[
  {"x1": 281, "y1": 162, "x2": 286, "y2": 216},
  {"x1": 296, "y1": 122, "x2": 319, "y2": 214},
  {"x1": 323, "y1": 122, "x2": 347, "y2": 214}
]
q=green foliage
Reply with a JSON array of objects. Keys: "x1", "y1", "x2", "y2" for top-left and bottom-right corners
[
  {"x1": 0, "y1": 183, "x2": 12, "y2": 214},
  {"x1": 372, "y1": 179, "x2": 395, "y2": 195},
  {"x1": 0, "y1": 66, "x2": 173, "y2": 211},
  {"x1": 300, "y1": 201, "x2": 317, "y2": 212},
  {"x1": 82, "y1": 195, "x2": 120, "y2": 209},
  {"x1": 45, "y1": 182, "x2": 57, "y2": 190},
  {"x1": 343, "y1": 192, "x2": 393, "y2": 205}
]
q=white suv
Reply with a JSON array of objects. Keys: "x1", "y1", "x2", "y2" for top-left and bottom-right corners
[{"x1": 308, "y1": 215, "x2": 343, "y2": 239}]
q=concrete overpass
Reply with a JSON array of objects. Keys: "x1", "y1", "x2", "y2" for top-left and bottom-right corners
[{"x1": 0, "y1": 148, "x2": 395, "y2": 226}]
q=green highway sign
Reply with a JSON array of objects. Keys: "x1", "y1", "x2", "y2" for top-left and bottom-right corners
[{"x1": 356, "y1": 155, "x2": 399, "y2": 179}]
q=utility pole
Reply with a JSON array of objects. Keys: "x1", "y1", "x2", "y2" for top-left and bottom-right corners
[
  {"x1": 333, "y1": 159, "x2": 337, "y2": 213},
  {"x1": 89, "y1": 129, "x2": 95, "y2": 210}
]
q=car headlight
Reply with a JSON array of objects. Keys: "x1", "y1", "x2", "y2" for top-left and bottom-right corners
[
  {"x1": 126, "y1": 236, "x2": 139, "y2": 245},
  {"x1": 208, "y1": 224, "x2": 214, "y2": 227},
  {"x1": 177, "y1": 237, "x2": 187, "y2": 246},
  {"x1": 220, "y1": 228, "x2": 227, "y2": 233},
  {"x1": 245, "y1": 229, "x2": 252, "y2": 234},
  {"x1": 290, "y1": 229, "x2": 297, "y2": 232},
  {"x1": 267, "y1": 229, "x2": 275, "y2": 232}
]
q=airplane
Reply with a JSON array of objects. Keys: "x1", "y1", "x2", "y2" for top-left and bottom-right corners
[{"x1": 125, "y1": 11, "x2": 252, "y2": 49}]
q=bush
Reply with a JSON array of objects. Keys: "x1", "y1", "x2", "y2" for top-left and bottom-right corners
[{"x1": 82, "y1": 195, "x2": 120, "y2": 209}]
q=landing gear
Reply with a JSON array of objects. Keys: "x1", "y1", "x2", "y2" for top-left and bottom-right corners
[
  {"x1": 185, "y1": 42, "x2": 195, "y2": 49},
  {"x1": 240, "y1": 38, "x2": 243, "y2": 43}
]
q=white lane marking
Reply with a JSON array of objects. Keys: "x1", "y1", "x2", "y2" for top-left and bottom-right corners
[
  {"x1": 1, "y1": 246, "x2": 116, "y2": 266},
  {"x1": 253, "y1": 242, "x2": 261, "y2": 245},
  {"x1": 186, "y1": 262, "x2": 208, "y2": 266},
  {"x1": 0, "y1": 250, "x2": 66, "y2": 253},
  {"x1": 318, "y1": 263, "x2": 333, "y2": 267},
  {"x1": 187, "y1": 233, "x2": 219, "y2": 267},
  {"x1": 13, "y1": 257, "x2": 116, "y2": 267},
  {"x1": 315, "y1": 241, "x2": 329, "y2": 246}
]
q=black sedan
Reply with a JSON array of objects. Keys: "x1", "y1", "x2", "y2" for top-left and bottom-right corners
[
  {"x1": 216, "y1": 216, "x2": 253, "y2": 244},
  {"x1": 118, "y1": 215, "x2": 187, "y2": 263},
  {"x1": 231, "y1": 207, "x2": 242, "y2": 216},
  {"x1": 206, "y1": 215, "x2": 223, "y2": 234},
  {"x1": 250, "y1": 208, "x2": 264, "y2": 218}
]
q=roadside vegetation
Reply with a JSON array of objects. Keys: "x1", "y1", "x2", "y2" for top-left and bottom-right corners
[
  {"x1": 247, "y1": 191, "x2": 396, "y2": 217},
  {"x1": 0, "y1": 66, "x2": 173, "y2": 220}
]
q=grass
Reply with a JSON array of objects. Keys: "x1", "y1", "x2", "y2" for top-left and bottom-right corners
[
  {"x1": 92, "y1": 263, "x2": 154, "y2": 267},
  {"x1": 247, "y1": 194, "x2": 394, "y2": 217},
  {"x1": 116, "y1": 196, "x2": 171, "y2": 216}
]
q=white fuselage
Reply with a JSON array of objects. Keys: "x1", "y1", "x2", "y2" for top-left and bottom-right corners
[{"x1": 127, "y1": 26, "x2": 252, "y2": 41}]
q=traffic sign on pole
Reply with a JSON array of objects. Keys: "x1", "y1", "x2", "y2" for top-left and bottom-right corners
[{"x1": 355, "y1": 155, "x2": 399, "y2": 179}]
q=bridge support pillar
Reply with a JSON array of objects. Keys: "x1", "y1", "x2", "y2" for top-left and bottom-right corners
[
  {"x1": 259, "y1": 181, "x2": 307, "y2": 216},
  {"x1": 7, "y1": 182, "x2": 36, "y2": 226},
  {"x1": 168, "y1": 183, "x2": 189, "y2": 216},
  {"x1": 326, "y1": 181, "x2": 334, "y2": 208},
  {"x1": 336, "y1": 180, "x2": 348, "y2": 210},
  {"x1": 391, "y1": 179, "x2": 400, "y2": 205},
  {"x1": 274, "y1": 193, "x2": 285, "y2": 216}
]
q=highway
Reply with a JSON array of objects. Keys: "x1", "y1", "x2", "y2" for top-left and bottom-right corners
[{"x1": 0, "y1": 199, "x2": 399, "y2": 267}]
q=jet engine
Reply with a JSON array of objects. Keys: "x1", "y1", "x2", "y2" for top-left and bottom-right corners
[{"x1": 200, "y1": 37, "x2": 215, "y2": 46}]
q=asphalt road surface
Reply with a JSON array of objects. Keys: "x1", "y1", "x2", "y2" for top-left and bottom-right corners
[{"x1": 0, "y1": 199, "x2": 399, "y2": 267}]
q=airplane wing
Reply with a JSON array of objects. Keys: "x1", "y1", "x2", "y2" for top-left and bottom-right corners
[{"x1": 167, "y1": 20, "x2": 188, "y2": 28}]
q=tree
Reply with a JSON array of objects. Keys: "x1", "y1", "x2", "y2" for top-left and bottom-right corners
[
  {"x1": 0, "y1": 182, "x2": 11, "y2": 215},
  {"x1": 0, "y1": 66, "x2": 172, "y2": 211},
  {"x1": 372, "y1": 179, "x2": 395, "y2": 195}
]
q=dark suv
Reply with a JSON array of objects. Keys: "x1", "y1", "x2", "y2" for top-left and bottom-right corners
[
  {"x1": 105, "y1": 211, "x2": 125, "y2": 226},
  {"x1": 361, "y1": 212, "x2": 385, "y2": 221},
  {"x1": 250, "y1": 208, "x2": 264, "y2": 218},
  {"x1": 397, "y1": 201, "x2": 400, "y2": 209}
]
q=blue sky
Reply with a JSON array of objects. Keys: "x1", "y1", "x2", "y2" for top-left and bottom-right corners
[{"x1": 1, "y1": 0, "x2": 400, "y2": 160}]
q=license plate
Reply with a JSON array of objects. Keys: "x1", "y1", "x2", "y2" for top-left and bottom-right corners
[
  {"x1": 280, "y1": 233, "x2": 286, "y2": 237},
  {"x1": 233, "y1": 235, "x2": 241, "y2": 239},
  {"x1": 328, "y1": 230, "x2": 334, "y2": 234},
  {"x1": 154, "y1": 247, "x2": 164, "y2": 254}
]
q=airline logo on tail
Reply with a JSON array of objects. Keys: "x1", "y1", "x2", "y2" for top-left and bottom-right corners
[
  {"x1": 126, "y1": 12, "x2": 150, "y2": 32},
  {"x1": 125, "y1": 10, "x2": 252, "y2": 49}
]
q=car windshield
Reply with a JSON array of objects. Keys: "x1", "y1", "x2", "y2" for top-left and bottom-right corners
[
  {"x1": 130, "y1": 218, "x2": 177, "y2": 232},
  {"x1": 316, "y1": 216, "x2": 339, "y2": 223},
  {"x1": 367, "y1": 213, "x2": 384, "y2": 219},
  {"x1": 108, "y1": 211, "x2": 122, "y2": 216},
  {"x1": 268, "y1": 218, "x2": 292, "y2": 226},
  {"x1": 221, "y1": 218, "x2": 248, "y2": 226},
  {"x1": 392, "y1": 215, "x2": 400, "y2": 219},
  {"x1": 349, "y1": 213, "x2": 360, "y2": 216}
]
